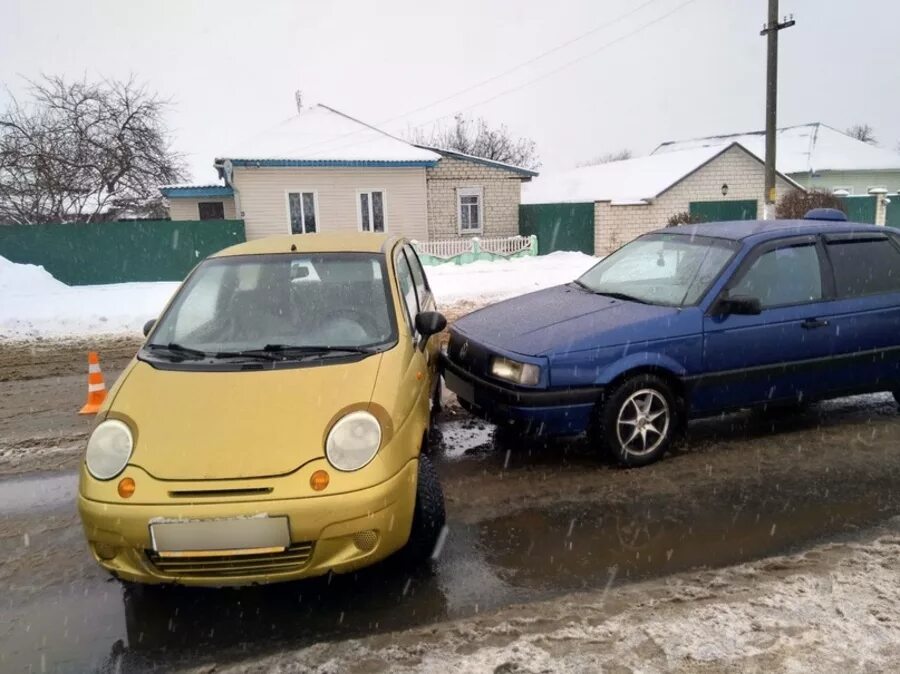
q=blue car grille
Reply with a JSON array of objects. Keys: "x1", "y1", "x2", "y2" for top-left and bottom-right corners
[{"x1": 447, "y1": 331, "x2": 493, "y2": 378}]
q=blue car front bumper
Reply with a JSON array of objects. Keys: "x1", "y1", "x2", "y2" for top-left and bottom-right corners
[{"x1": 440, "y1": 353, "x2": 602, "y2": 436}]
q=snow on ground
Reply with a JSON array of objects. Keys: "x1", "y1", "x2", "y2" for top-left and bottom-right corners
[
  {"x1": 428, "y1": 251, "x2": 597, "y2": 305},
  {"x1": 0, "y1": 256, "x2": 179, "y2": 340},
  {"x1": 0, "y1": 252, "x2": 598, "y2": 341}
]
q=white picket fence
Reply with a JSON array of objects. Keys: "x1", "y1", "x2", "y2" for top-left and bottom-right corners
[{"x1": 413, "y1": 235, "x2": 534, "y2": 260}]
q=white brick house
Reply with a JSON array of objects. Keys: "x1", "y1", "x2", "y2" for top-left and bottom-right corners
[
  {"x1": 417, "y1": 147, "x2": 536, "y2": 239},
  {"x1": 522, "y1": 142, "x2": 800, "y2": 256},
  {"x1": 160, "y1": 104, "x2": 535, "y2": 242}
]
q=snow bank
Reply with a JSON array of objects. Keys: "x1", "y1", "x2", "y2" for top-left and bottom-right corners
[
  {"x1": 0, "y1": 251, "x2": 599, "y2": 341},
  {"x1": 0, "y1": 256, "x2": 67, "y2": 294},
  {"x1": 0, "y1": 255, "x2": 179, "y2": 341},
  {"x1": 428, "y1": 251, "x2": 598, "y2": 305}
]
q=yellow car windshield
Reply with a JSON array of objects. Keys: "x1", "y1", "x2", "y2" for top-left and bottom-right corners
[{"x1": 146, "y1": 252, "x2": 397, "y2": 357}]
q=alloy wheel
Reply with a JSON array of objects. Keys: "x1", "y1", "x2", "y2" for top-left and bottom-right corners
[{"x1": 615, "y1": 388, "x2": 670, "y2": 457}]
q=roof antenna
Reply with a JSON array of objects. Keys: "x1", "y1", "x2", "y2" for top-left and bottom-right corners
[{"x1": 294, "y1": 90, "x2": 303, "y2": 114}]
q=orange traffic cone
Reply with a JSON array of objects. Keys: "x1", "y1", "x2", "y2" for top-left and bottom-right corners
[{"x1": 78, "y1": 352, "x2": 107, "y2": 415}]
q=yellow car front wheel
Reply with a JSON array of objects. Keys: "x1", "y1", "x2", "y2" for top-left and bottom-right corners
[{"x1": 402, "y1": 455, "x2": 446, "y2": 564}]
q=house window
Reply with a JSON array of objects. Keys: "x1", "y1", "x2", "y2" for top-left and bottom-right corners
[
  {"x1": 458, "y1": 187, "x2": 483, "y2": 233},
  {"x1": 288, "y1": 192, "x2": 317, "y2": 234},
  {"x1": 359, "y1": 190, "x2": 386, "y2": 232},
  {"x1": 198, "y1": 202, "x2": 225, "y2": 220}
]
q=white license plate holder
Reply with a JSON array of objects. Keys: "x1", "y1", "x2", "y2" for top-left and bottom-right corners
[{"x1": 149, "y1": 516, "x2": 290, "y2": 557}]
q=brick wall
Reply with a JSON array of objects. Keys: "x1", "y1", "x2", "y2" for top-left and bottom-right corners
[
  {"x1": 594, "y1": 145, "x2": 797, "y2": 255},
  {"x1": 425, "y1": 157, "x2": 523, "y2": 239}
]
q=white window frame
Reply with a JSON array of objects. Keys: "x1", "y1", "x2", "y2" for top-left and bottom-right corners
[
  {"x1": 284, "y1": 190, "x2": 319, "y2": 234},
  {"x1": 457, "y1": 186, "x2": 484, "y2": 234},
  {"x1": 357, "y1": 189, "x2": 388, "y2": 233}
]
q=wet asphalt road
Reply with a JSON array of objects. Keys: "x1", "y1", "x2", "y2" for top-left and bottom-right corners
[{"x1": 3, "y1": 394, "x2": 900, "y2": 673}]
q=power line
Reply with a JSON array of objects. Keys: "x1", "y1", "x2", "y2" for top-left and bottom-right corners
[
  {"x1": 279, "y1": 0, "x2": 670, "y2": 156},
  {"x1": 385, "y1": 0, "x2": 665, "y2": 124},
  {"x1": 287, "y1": 0, "x2": 703, "y2": 159},
  {"x1": 447, "y1": 0, "x2": 703, "y2": 119}
]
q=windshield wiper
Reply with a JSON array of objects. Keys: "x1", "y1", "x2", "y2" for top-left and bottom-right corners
[
  {"x1": 261, "y1": 344, "x2": 376, "y2": 355},
  {"x1": 217, "y1": 344, "x2": 377, "y2": 361},
  {"x1": 592, "y1": 291, "x2": 650, "y2": 305},
  {"x1": 145, "y1": 342, "x2": 209, "y2": 360}
]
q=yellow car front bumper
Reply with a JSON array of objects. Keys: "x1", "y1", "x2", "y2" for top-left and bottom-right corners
[{"x1": 77, "y1": 458, "x2": 418, "y2": 587}]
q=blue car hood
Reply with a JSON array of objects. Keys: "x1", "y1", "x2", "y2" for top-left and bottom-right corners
[{"x1": 453, "y1": 284, "x2": 684, "y2": 356}]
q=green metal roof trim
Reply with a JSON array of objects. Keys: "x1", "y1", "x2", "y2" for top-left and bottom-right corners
[
  {"x1": 159, "y1": 185, "x2": 234, "y2": 198},
  {"x1": 223, "y1": 159, "x2": 437, "y2": 168}
]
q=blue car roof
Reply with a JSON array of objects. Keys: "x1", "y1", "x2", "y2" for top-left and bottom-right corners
[{"x1": 656, "y1": 219, "x2": 887, "y2": 244}]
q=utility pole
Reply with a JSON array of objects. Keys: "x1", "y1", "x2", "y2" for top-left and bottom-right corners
[{"x1": 760, "y1": 0, "x2": 795, "y2": 219}]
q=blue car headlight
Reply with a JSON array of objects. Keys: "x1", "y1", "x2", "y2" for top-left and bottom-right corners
[{"x1": 490, "y1": 356, "x2": 541, "y2": 386}]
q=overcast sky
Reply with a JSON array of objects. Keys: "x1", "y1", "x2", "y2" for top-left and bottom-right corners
[{"x1": 2, "y1": 0, "x2": 898, "y2": 180}]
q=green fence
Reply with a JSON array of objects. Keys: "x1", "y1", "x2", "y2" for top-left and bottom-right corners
[
  {"x1": 839, "y1": 196, "x2": 877, "y2": 224},
  {"x1": 519, "y1": 203, "x2": 595, "y2": 255},
  {"x1": 0, "y1": 220, "x2": 246, "y2": 285}
]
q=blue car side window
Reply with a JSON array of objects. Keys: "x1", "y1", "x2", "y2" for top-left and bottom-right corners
[{"x1": 730, "y1": 244, "x2": 822, "y2": 308}]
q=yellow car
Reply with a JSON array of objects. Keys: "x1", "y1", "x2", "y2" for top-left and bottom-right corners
[{"x1": 77, "y1": 233, "x2": 447, "y2": 587}]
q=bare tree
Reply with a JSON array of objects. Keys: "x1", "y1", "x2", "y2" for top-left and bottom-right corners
[
  {"x1": 845, "y1": 123, "x2": 877, "y2": 145},
  {"x1": 776, "y1": 189, "x2": 845, "y2": 219},
  {"x1": 408, "y1": 114, "x2": 540, "y2": 170},
  {"x1": 0, "y1": 75, "x2": 187, "y2": 224},
  {"x1": 576, "y1": 149, "x2": 632, "y2": 167},
  {"x1": 666, "y1": 210, "x2": 706, "y2": 227}
]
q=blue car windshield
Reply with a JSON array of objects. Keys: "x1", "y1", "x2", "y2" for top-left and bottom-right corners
[{"x1": 577, "y1": 234, "x2": 738, "y2": 307}]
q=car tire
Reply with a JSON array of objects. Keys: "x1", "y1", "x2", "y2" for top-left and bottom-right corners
[
  {"x1": 403, "y1": 455, "x2": 446, "y2": 564},
  {"x1": 597, "y1": 374, "x2": 681, "y2": 468}
]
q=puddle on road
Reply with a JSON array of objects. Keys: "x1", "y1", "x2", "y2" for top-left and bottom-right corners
[
  {"x1": 5, "y1": 462, "x2": 900, "y2": 673},
  {"x1": 0, "y1": 471, "x2": 77, "y2": 514}
]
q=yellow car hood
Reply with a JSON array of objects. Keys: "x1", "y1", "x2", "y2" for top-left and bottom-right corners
[{"x1": 112, "y1": 355, "x2": 383, "y2": 480}]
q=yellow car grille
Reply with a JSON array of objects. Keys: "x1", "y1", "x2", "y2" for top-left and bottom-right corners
[{"x1": 146, "y1": 542, "x2": 315, "y2": 578}]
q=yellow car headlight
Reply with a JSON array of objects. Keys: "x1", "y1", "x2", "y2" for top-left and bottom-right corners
[
  {"x1": 490, "y1": 356, "x2": 541, "y2": 386},
  {"x1": 85, "y1": 419, "x2": 134, "y2": 480},
  {"x1": 325, "y1": 411, "x2": 382, "y2": 472}
]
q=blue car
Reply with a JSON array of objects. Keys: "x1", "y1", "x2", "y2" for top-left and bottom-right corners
[{"x1": 442, "y1": 216, "x2": 900, "y2": 467}]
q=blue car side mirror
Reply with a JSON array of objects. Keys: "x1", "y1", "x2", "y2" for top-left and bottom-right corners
[{"x1": 716, "y1": 295, "x2": 762, "y2": 316}]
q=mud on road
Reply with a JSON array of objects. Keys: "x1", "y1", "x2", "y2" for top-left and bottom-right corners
[{"x1": 2, "y1": 335, "x2": 900, "y2": 672}]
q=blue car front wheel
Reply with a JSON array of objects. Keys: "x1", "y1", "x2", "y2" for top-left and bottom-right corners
[{"x1": 597, "y1": 374, "x2": 682, "y2": 468}]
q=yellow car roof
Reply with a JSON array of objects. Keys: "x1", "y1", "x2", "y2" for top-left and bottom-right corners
[{"x1": 214, "y1": 232, "x2": 400, "y2": 257}]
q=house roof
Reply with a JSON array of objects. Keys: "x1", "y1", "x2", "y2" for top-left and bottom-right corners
[
  {"x1": 159, "y1": 184, "x2": 234, "y2": 198},
  {"x1": 522, "y1": 143, "x2": 791, "y2": 205},
  {"x1": 216, "y1": 104, "x2": 441, "y2": 167},
  {"x1": 413, "y1": 145, "x2": 538, "y2": 178},
  {"x1": 653, "y1": 123, "x2": 900, "y2": 175}
]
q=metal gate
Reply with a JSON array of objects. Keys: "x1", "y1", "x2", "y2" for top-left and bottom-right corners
[
  {"x1": 519, "y1": 203, "x2": 595, "y2": 255},
  {"x1": 689, "y1": 200, "x2": 758, "y2": 222}
]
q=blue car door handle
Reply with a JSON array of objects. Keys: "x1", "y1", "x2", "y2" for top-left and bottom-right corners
[{"x1": 801, "y1": 318, "x2": 829, "y2": 329}]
